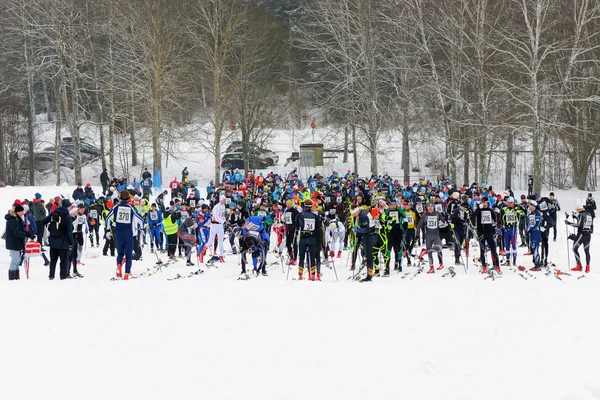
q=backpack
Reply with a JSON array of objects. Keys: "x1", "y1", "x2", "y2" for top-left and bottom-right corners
[{"x1": 48, "y1": 213, "x2": 67, "y2": 237}]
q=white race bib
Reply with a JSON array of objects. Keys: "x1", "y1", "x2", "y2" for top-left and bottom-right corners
[
  {"x1": 416, "y1": 204, "x2": 423, "y2": 213},
  {"x1": 304, "y1": 219, "x2": 315, "y2": 231},
  {"x1": 89, "y1": 210, "x2": 98, "y2": 219},
  {"x1": 406, "y1": 213, "x2": 414, "y2": 225},
  {"x1": 435, "y1": 204, "x2": 443, "y2": 213},
  {"x1": 150, "y1": 211, "x2": 158, "y2": 220},
  {"x1": 505, "y1": 211, "x2": 516, "y2": 224},
  {"x1": 539, "y1": 201, "x2": 548, "y2": 211},
  {"x1": 77, "y1": 215, "x2": 85, "y2": 225},
  {"x1": 481, "y1": 210, "x2": 493, "y2": 224},
  {"x1": 181, "y1": 211, "x2": 189, "y2": 219},
  {"x1": 426, "y1": 216, "x2": 438, "y2": 229},
  {"x1": 528, "y1": 214, "x2": 536, "y2": 227},
  {"x1": 284, "y1": 212, "x2": 292, "y2": 225},
  {"x1": 117, "y1": 207, "x2": 132, "y2": 224},
  {"x1": 258, "y1": 211, "x2": 267, "y2": 217},
  {"x1": 336, "y1": 196, "x2": 342, "y2": 203},
  {"x1": 189, "y1": 200, "x2": 196, "y2": 208},
  {"x1": 584, "y1": 215, "x2": 592, "y2": 229},
  {"x1": 389, "y1": 211, "x2": 399, "y2": 223}
]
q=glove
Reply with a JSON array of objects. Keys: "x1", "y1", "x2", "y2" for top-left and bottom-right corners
[
  {"x1": 450, "y1": 223, "x2": 455, "y2": 229},
  {"x1": 353, "y1": 227, "x2": 358, "y2": 233},
  {"x1": 106, "y1": 231, "x2": 113, "y2": 240},
  {"x1": 568, "y1": 234, "x2": 576, "y2": 241},
  {"x1": 540, "y1": 227, "x2": 545, "y2": 232},
  {"x1": 68, "y1": 245, "x2": 73, "y2": 252}
]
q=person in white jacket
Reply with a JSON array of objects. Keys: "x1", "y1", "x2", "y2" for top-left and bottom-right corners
[{"x1": 207, "y1": 195, "x2": 227, "y2": 262}]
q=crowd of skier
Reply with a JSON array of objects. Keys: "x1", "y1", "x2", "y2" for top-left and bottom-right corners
[{"x1": 2, "y1": 166, "x2": 596, "y2": 281}]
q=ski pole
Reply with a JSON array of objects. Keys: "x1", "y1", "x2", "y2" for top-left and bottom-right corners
[{"x1": 565, "y1": 215, "x2": 571, "y2": 270}]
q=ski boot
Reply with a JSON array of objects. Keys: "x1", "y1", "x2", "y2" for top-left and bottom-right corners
[
  {"x1": 186, "y1": 261, "x2": 195, "y2": 267},
  {"x1": 219, "y1": 256, "x2": 225, "y2": 263},
  {"x1": 530, "y1": 265, "x2": 542, "y2": 272},
  {"x1": 494, "y1": 265, "x2": 502, "y2": 275},
  {"x1": 337, "y1": 251, "x2": 342, "y2": 258},
  {"x1": 383, "y1": 268, "x2": 390, "y2": 277},
  {"x1": 359, "y1": 274, "x2": 372, "y2": 282},
  {"x1": 572, "y1": 262, "x2": 583, "y2": 272},
  {"x1": 585, "y1": 264, "x2": 590, "y2": 273},
  {"x1": 116, "y1": 263, "x2": 123, "y2": 279},
  {"x1": 437, "y1": 264, "x2": 444, "y2": 271},
  {"x1": 315, "y1": 272, "x2": 321, "y2": 281},
  {"x1": 124, "y1": 273, "x2": 131, "y2": 280},
  {"x1": 427, "y1": 265, "x2": 435, "y2": 274},
  {"x1": 73, "y1": 271, "x2": 84, "y2": 278},
  {"x1": 329, "y1": 250, "x2": 334, "y2": 258},
  {"x1": 481, "y1": 265, "x2": 488, "y2": 274}
]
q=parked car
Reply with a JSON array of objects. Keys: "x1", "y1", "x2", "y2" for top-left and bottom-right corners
[
  {"x1": 220, "y1": 152, "x2": 269, "y2": 170},
  {"x1": 21, "y1": 151, "x2": 75, "y2": 171},
  {"x1": 225, "y1": 141, "x2": 279, "y2": 166}
]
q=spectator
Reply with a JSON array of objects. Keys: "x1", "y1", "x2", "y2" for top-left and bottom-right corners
[{"x1": 5, "y1": 202, "x2": 31, "y2": 280}]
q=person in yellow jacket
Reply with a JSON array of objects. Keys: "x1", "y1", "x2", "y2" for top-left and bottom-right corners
[
  {"x1": 403, "y1": 201, "x2": 417, "y2": 265},
  {"x1": 163, "y1": 207, "x2": 181, "y2": 260}
]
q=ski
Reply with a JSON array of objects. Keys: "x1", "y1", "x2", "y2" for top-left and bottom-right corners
[{"x1": 167, "y1": 269, "x2": 205, "y2": 281}]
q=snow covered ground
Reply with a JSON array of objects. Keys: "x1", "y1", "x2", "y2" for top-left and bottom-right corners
[{"x1": 1, "y1": 184, "x2": 600, "y2": 399}]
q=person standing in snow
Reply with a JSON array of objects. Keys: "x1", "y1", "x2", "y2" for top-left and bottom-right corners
[
  {"x1": 106, "y1": 190, "x2": 145, "y2": 280},
  {"x1": 568, "y1": 203, "x2": 593, "y2": 273},
  {"x1": 100, "y1": 168, "x2": 110, "y2": 196},
  {"x1": 526, "y1": 200, "x2": 543, "y2": 271},
  {"x1": 207, "y1": 195, "x2": 227, "y2": 263},
  {"x1": 416, "y1": 203, "x2": 445, "y2": 274},
  {"x1": 471, "y1": 196, "x2": 501, "y2": 275},
  {"x1": 42, "y1": 199, "x2": 75, "y2": 280},
  {"x1": 5, "y1": 203, "x2": 32, "y2": 280}
]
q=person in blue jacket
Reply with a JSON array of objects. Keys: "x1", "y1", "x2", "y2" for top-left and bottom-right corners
[
  {"x1": 141, "y1": 177, "x2": 153, "y2": 197},
  {"x1": 526, "y1": 200, "x2": 543, "y2": 271},
  {"x1": 147, "y1": 203, "x2": 164, "y2": 252},
  {"x1": 5, "y1": 204, "x2": 33, "y2": 280},
  {"x1": 233, "y1": 169, "x2": 243, "y2": 188},
  {"x1": 106, "y1": 190, "x2": 145, "y2": 280}
]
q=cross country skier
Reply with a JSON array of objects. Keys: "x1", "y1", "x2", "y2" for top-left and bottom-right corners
[
  {"x1": 148, "y1": 203, "x2": 164, "y2": 253},
  {"x1": 501, "y1": 197, "x2": 520, "y2": 266},
  {"x1": 383, "y1": 200, "x2": 405, "y2": 273},
  {"x1": 71, "y1": 204, "x2": 88, "y2": 278},
  {"x1": 471, "y1": 196, "x2": 500, "y2": 274},
  {"x1": 106, "y1": 190, "x2": 145, "y2": 280},
  {"x1": 525, "y1": 200, "x2": 543, "y2": 271},
  {"x1": 402, "y1": 201, "x2": 417, "y2": 265},
  {"x1": 177, "y1": 210, "x2": 199, "y2": 267},
  {"x1": 238, "y1": 215, "x2": 271, "y2": 277},
  {"x1": 416, "y1": 203, "x2": 445, "y2": 274},
  {"x1": 87, "y1": 199, "x2": 102, "y2": 247},
  {"x1": 325, "y1": 211, "x2": 345, "y2": 259},
  {"x1": 207, "y1": 195, "x2": 227, "y2": 262},
  {"x1": 450, "y1": 201, "x2": 470, "y2": 266},
  {"x1": 568, "y1": 203, "x2": 593, "y2": 273},
  {"x1": 283, "y1": 199, "x2": 300, "y2": 265}
]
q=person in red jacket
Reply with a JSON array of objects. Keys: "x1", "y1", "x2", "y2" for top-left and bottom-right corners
[{"x1": 169, "y1": 177, "x2": 179, "y2": 197}]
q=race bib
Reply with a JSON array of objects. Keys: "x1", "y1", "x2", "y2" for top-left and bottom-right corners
[
  {"x1": 458, "y1": 209, "x2": 464, "y2": 219},
  {"x1": 416, "y1": 204, "x2": 423, "y2": 213},
  {"x1": 304, "y1": 219, "x2": 315, "y2": 231},
  {"x1": 406, "y1": 213, "x2": 414, "y2": 225},
  {"x1": 171, "y1": 183, "x2": 177, "y2": 189},
  {"x1": 528, "y1": 214, "x2": 536, "y2": 226},
  {"x1": 89, "y1": 210, "x2": 98, "y2": 219},
  {"x1": 150, "y1": 211, "x2": 158, "y2": 220},
  {"x1": 248, "y1": 230, "x2": 260, "y2": 239},
  {"x1": 181, "y1": 211, "x2": 189, "y2": 219},
  {"x1": 584, "y1": 216, "x2": 592, "y2": 229},
  {"x1": 336, "y1": 196, "x2": 342, "y2": 203},
  {"x1": 257, "y1": 211, "x2": 267, "y2": 217},
  {"x1": 505, "y1": 211, "x2": 516, "y2": 224},
  {"x1": 117, "y1": 207, "x2": 132, "y2": 224},
  {"x1": 435, "y1": 204, "x2": 443, "y2": 213},
  {"x1": 77, "y1": 215, "x2": 86, "y2": 225},
  {"x1": 426, "y1": 216, "x2": 438, "y2": 229},
  {"x1": 226, "y1": 198, "x2": 231, "y2": 204},
  {"x1": 389, "y1": 211, "x2": 399, "y2": 223},
  {"x1": 247, "y1": 222, "x2": 259, "y2": 231},
  {"x1": 284, "y1": 212, "x2": 292, "y2": 225},
  {"x1": 539, "y1": 201, "x2": 548, "y2": 211},
  {"x1": 325, "y1": 197, "x2": 331, "y2": 203},
  {"x1": 481, "y1": 210, "x2": 493, "y2": 224},
  {"x1": 189, "y1": 200, "x2": 196, "y2": 208}
]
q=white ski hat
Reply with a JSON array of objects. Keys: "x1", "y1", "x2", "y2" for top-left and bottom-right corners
[
  {"x1": 508, "y1": 197, "x2": 514, "y2": 203},
  {"x1": 529, "y1": 200, "x2": 538, "y2": 207},
  {"x1": 219, "y1": 195, "x2": 226, "y2": 201}
]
